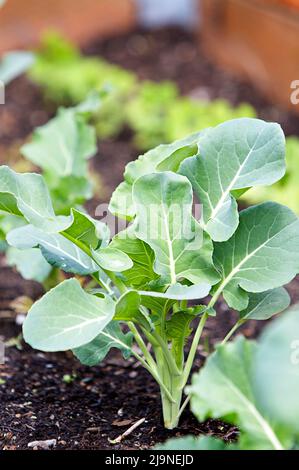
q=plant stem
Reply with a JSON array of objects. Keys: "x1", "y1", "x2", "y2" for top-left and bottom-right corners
[
  {"x1": 182, "y1": 311, "x2": 209, "y2": 388},
  {"x1": 151, "y1": 330, "x2": 181, "y2": 376},
  {"x1": 130, "y1": 348, "x2": 175, "y2": 403},
  {"x1": 177, "y1": 395, "x2": 190, "y2": 420},
  {"x1": 154, "y1": 346, "x2": 183, "y2": 429},
  {"x1": 128, "y1": 322, "x2": 158, "y2": 372},
  {"x1": 221, "y1": 319, "x2": 246, "y2": 345},
  {"x1": 106, "y1": 270, "x2": 128, "y2": 295}
]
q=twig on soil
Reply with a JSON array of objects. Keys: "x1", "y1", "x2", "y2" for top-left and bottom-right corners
[{"x1": 108, "y1": 418, "x2": 146, "y2": 445}]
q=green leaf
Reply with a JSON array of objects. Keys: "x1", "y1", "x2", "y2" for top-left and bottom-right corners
[
  {"x1": 213, "y1": 202, "x2": 299, "y2": 310},
  {"x1": 23, "y1": 278, "x2": 115, "y2": 351},
  {"x1": 21, "y1": 107, "x2": 96, "y2": 180},
  {"x1": 49, "y1": 175, "x2": 93, "y2": 214},
  {"x1": 188, "y1": 337, "x2": 286, "y2": 450},
  {"x1": 0, "y1": 166, "x2": 70, "y2": 232},
  {"x1": 166, "y1": 310, "x2": 197, "y2": 367},
  {"x1": 63, "y1": 208, "x2": 109, "y2": 250},
  {"x1": 240, "y1": 287, "x2": 290, "y2": 321},
  {"x1": 6, "y1": 247, "x2": 52, "y2": 283},
  {"x1": 155, "y1": 435, "x2": 228, "y2": 450},
  {"x1": 254, "y1": 306, "x2": 299, "y2": 435},
  {"x1": 109, "y1": 132, "x2": 203, "y2": 219},
  {"x1": 138, "y1": 283, "x2": 211, "y2": 301},
  {"x1": 180, "y1": 118, "x2": 285, "y2": 241},
  {"x1": 92, "y1": 247, "x2": 133, "y2": 272},
  {"x1": 7, "y1": 224, "x2": 98, "y2": 275},
  {"x1": 133, "y1": 171, "x2": 219, "y2": 285},
  {"x1": 110, "y1": 228, "x2": 158, "y2": 289},
  {"x1": 0, "y1": 51, "x2": 35, "y2": 85},
  {"x1": 73, "y1": 321, "x2": 133, "y2": 366},
  {"x1": 114, "y1": 290, "x2": 151, "y2": 329}
]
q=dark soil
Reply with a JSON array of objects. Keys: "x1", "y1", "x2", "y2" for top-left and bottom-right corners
[
  {"x1": 1, "y1": 264, "x2": 299, "y2": 450},
  {"x1": 2, "y1": 27, "x2": 299, "y2": 450}
]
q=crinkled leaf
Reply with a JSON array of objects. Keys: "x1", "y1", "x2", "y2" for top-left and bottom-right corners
[
  {"x1": 109, "y1": 132, "x2": 203, "y2": 219},
  {"x1": 213, "y1": 203, "x2": 299, "y2": 310},
  {"x1": 133, "y1": 171, "x2": 219, "y2": 285},
  {"x1": 180, "y1": 118, "x2": 285, "y2": 241},
  {"x1": 73, "y1": 321, "x2": 133, "y2": 366},
  {"x1": 254, "y1": 307, "x2": 299, "y2": 435},
  {"x1": 23, "y1": 278, "x2": 115, "y2": 351},
  {"x1": 188, "y1": 337, "x2": 286, "y2": 450},
  {"x1": 0, "y1": 166, "x2": 70, "y2": 231},
  {"x1": 240, "y1": 287, "x2": 290, "y2": 321},
  {"x1": 6, "y1": 247, "x2": 52, "y2": 283},
  {"x1": 7, "y1": 224, "x2": 98, "y2": 275}
]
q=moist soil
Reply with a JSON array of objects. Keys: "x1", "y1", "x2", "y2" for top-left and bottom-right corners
[{"x1": 1, "y1": 27, "x2": 299, "y2": 450}]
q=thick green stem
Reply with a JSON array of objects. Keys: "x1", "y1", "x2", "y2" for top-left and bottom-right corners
[{"x1": 154, "y1": 346, "x2": 184, "y2": 429}]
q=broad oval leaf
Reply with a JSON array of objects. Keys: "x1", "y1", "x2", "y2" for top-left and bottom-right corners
[
  {"x1": 213, "y1": 202, "x2": 299, "y2": 311},
  {"x1": 138, "y1": 283, "x2": 211, "y2": 301},
  {"x1": 21, "y1": 108, "x2": 96, "y2": 179},
  {"x1": 180, "y1": 118, "x2": 285, "y2": 241},
  {"x1": 7, "y1": 224, "x2": 98, "y2": 275},
  {"x1": 132, "y1": 171, "x2": 219, "y2": 285},
  {"x1": 73, "y1": 321, "x2": 133, "y2": 366},
  {"x1": 92, "y1": 247, "x2": 133, "y2": 272},
  {"x1": 0, "y1": 166, "x2": 70, "y2": 231},
  {"x1": 6, "y1": 246, "x2": 52, "y2": 283},
  {"x1": 240, "y1": 287, "x2": 290, "y2": 321},
  {"x1": 63, "y1": 208, "x2": 110, "y2": 250},
  {"x1": 23, "y1": 278, "x2": 115, "y2": 351},
  {"x1": 188, "y1": 337, "x2": 286, "y2": 450},
  {"x1": 109, "y1": 132, "x2": 203, "y2": 220},
  {"x1": 254, "y1": 306, "x2": 299, "y2": 434}
]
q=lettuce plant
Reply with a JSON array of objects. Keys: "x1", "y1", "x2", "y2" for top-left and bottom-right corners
[
  {"x1": 28, "y1": 33, "x2": 256, "y2": 150},
  {"x1": 29, "y1": 33, "x2": 137, "y2": 139},
  {"x1": 165, "y1": 97, "x2": 256, "y2": 144},
  {"x1": 126, "y1": 80, "x2": 179, "y2": 149},
  {"x1": 126, "y1": 81, "x2": 256, "y2": 151},
  {"x1": 1, "y1": 118, "x2": 299, "y2": 430},
  {"x1": 158, "y1": 305, "x2": 299, "y2": 449}
]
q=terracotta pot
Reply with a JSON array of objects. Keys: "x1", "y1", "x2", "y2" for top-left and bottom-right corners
[
  {"x1": 0, "y1": 0, "x2": 136, "y2": 54},
  {"x1": 200, "y1": 0, "x2": 299, "y2": 114}
]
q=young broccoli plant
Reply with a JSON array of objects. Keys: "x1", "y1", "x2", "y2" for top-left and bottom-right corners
[
  {"x1": 1, "y1": 118, "x2": 299, "y2": 430},
  {"x1": 1, "y1": 92, "x2": 101, "y2": 285}
]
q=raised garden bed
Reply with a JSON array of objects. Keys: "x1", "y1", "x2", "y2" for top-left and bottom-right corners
[
  {"x1": 0, "y1": 0, "x2": 136, "y2": 54},
  {"x1": 201, "y1": 0, "x2": 299, "y2": 114}
]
